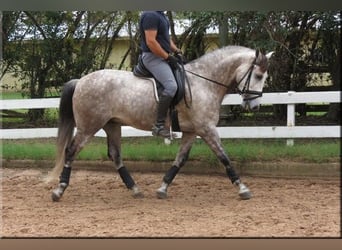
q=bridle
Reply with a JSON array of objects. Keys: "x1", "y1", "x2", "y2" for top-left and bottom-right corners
[
  {"x1": 185, "y1": 52, "x2": 264, "y2": 102},
  {"x1": 234, "y1": 59, "x2": 263, "y2": 101}
]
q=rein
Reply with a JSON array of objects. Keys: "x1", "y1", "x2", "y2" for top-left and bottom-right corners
[
  {"x1": 185, "y1": 53, "x2": 263, "y2": 101},
  {"x1": 184, "y1": 69, "x2": 229, "y2": 90}
]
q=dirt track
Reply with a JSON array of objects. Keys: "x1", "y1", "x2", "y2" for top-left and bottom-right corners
[{"x1": 1, "y1": 167, "x2": 340, "y2": 238}]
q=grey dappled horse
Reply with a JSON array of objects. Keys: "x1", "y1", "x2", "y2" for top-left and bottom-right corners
[{"x1": 48, "y1": 45, "x2": 273, "y2": 202}]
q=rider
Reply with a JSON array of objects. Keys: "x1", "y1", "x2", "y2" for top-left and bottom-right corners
[{"x1": 139, "y1": 11, "x2": 182, "y2": 138}]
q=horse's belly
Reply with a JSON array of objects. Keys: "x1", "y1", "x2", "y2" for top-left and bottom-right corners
[
  {"x1": 114, "y1": 106, "x2": 155, "y2": 131},
  {"x1": 107, "y1": 90, "x2": 157, "y2": 130}
]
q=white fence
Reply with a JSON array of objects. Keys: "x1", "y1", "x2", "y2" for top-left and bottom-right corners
[{"x1": 0, "y1": 91, "x2": 340, "y2": 140}]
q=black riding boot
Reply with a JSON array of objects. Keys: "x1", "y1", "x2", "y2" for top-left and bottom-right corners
[{"x1": 152, "y1": 94, "x2": 173, "y2": 138}]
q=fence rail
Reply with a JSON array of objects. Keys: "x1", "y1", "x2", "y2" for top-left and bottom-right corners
[{"x1": 0, "y1": 91, "x2": 340, "y2": 140}]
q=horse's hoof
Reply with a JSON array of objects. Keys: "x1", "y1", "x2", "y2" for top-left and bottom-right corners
[
  {"x1": 51, "y1": 183, "x2": 67, "y2": 202},
  {"x1": 51, "y1": 190, "x2": 61, "y2": 202},
  {"x1": 156, "y1": 189, "x2": 167, "y2": 199},
  {"x1": 236, "y1": 182, "x2": 252, "y2": 200},
  {"x1": 239, "y1": 190, "x2": 252, "y2": 200},
  {"x1": 132, "y1": 191, "x2": 144, "y2": 199},
  {"x1": 131, "y1": 185, "x2": 144, "y2": 198},
  {"x1": 239, "y1": 185, "x2": 252, "y2": 200}
]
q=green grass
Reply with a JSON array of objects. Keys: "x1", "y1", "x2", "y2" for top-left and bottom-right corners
[
  {"x1": 0, "y1": 92, "x2": 27, "y2": 100},
  {"x1": 2, "y1": 142, "x2": 56, "y2": 160},
  {"x1": 1, "y1": 89, "x2": 60, "y2": 100},
  {"x1": 1, "y1": 138, "x2": 340, "y2": 164}
]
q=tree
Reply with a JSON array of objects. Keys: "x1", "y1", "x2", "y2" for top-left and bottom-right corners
[
  {"x1": 173, "y1": 11, "x2": 340, "y2": 121},
  {"x1": 319, "y1": 11, "x2": 341, "y2": 121},
  {"x1": 2, "y1": 11, "x2": 127, "y2": 122},
  {"x1": 1, "y1": 12, "x2": 27, "y2": 85},
  {"x1": 2, "y1": 11, "x2": 340, "y2": 123},
  {"x1": 176, "y1": 12, "x2": 214, "y2": 61},
  {"x1": 117, "y1": 11, "x2": 140, "y2": 70},
  {"x1": 264, "y1": 11, "x2": 340, "y2": 119}
]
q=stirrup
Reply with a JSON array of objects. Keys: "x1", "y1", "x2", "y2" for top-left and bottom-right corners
[{"x1": 152, "y1": 125, "x2": 171, "y2": 138}]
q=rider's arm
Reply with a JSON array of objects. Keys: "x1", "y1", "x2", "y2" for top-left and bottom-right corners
[
  {"x1": 144, "y1": 30, "x2": 169, "y2": 60},
  {"x1": 170, "y1": 39, "x2": 181, "y2": 54}
]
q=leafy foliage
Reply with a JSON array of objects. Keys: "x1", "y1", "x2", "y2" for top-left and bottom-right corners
[{"x1": 2, "y1": 11, "x2": 340, "y2": 122}]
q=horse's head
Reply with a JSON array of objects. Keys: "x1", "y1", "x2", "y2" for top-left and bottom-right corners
[{"x1": 236, "y1": 50, "x2": 273, "y2": 112}]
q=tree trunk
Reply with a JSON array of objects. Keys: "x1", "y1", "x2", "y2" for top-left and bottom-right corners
[
  {"x1": 326, "y1": 47, "x2": 341, "y2": 122},
  {"x1": 218, "y1": 12, "x2": 228, "y2": 48}
]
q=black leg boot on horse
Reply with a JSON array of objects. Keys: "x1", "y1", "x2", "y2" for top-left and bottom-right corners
[{"x1": 152, "y1": 94, "x2": 173, "y2": 138}]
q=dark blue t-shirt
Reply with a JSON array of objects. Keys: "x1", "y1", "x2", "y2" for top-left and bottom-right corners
[{"x1": 139, "y1": 11, "x2": 171, "y2": 53}]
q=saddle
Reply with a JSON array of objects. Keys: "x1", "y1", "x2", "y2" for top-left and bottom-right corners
[
  {"x1": 133, "y1": 55, "x2": 191, "y2": 132},
  {"x1": 133, "y1": 55, "x2": 187, "y2": 107}
]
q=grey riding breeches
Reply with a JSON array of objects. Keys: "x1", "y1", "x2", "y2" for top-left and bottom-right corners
[{"x1": 142, "y1": 52, "x2": 178, "y2": 97}]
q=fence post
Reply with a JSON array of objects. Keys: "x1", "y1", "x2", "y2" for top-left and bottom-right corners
[{"x1": 286, "y1": 91, "x2": 296, "y2": 146}]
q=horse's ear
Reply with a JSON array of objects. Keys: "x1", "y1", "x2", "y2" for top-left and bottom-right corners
[
  {"x1": 255, "y1": 49, "x2": 260, "y2": 58},
  {"x1": 266, "y1": 51, "x2": 274, "y2": 60}
]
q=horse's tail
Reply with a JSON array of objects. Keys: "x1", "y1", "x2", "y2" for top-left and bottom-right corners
[{"x1": 45, "y1": 79, "x2": 77, "y2": 183}]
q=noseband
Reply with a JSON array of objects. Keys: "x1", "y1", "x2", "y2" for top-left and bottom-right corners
[{"x1": 185, "y1": 51, "x2": 264, "y2": 102}]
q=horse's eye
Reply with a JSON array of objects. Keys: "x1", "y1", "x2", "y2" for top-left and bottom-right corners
[{"x1": 255, "y1": 74, "x2": 263, "y2": 80}]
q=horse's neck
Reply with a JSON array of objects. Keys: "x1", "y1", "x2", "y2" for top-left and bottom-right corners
[{"x1": 186, "y1": 58, "x2": 237, "y2": 100}]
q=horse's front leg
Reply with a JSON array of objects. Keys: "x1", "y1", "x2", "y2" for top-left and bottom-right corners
[
  {"x1": 157, "y1": 132, "x2": 197, "y2": 199},
  {"x1": 199, "y1": 126, "x2": 252, "y2": 200}
]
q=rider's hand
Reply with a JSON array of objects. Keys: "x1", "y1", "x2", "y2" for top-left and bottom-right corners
[
  {"x1": 167, "y1": 54, "x2": 179, "y2": 69},
  {"x1": 174, "y1": 50, "x2": 186, "y2": 64}
]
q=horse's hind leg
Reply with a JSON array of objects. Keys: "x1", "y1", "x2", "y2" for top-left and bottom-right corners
[
  {"x1": 52, "y1": 131, "x2": 91, "y2": 201},
  {"x1": 199, "y1": 126, "x2": 252, "y2": 200},
  {"x1": 103, "y1": 122, "x2": 143, "y2": 198},
  {"x1": 157, "y1": 132, "x2": 196, "y2": 199}
]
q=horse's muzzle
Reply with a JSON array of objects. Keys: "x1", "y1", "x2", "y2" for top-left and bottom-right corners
[{"x1": 241, "y1": 98, "x2": 261, "y2": 112}]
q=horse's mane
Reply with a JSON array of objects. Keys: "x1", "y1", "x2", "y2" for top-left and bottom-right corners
[
  {"x1": 188, "y1": 45, "x2": 268, "y2": 72},
  {"x1": 189, "y1": 46, "x2": 252, "y2": 63},
  {"x1": 208, "y1": 45, "x2": 254, "y2": 58}
]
